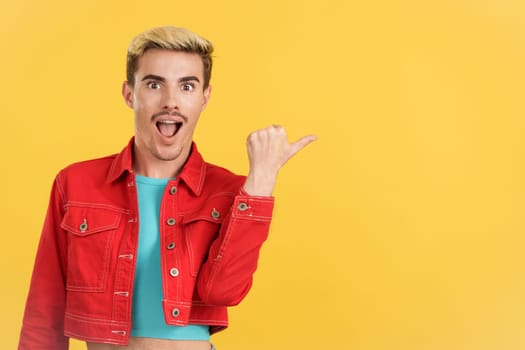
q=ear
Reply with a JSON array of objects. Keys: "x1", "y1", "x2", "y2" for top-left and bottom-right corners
[
  {"x1": 201, "y1": 84, "x2": 212, "y2": 111},
  {"x1": 122, "y1": 81, "x2": 134, "y2": 108}
]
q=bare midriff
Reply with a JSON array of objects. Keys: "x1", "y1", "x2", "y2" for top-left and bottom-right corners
[{"x1": 87, "y1": 337, "x2": 211, "y2": 350}]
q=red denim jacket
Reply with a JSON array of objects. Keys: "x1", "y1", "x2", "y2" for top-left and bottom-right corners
[{"x1": 19, "y1": 138, "x2": 274, "y2": 349}]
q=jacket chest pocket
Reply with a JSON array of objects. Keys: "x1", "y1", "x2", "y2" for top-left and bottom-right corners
[
  {"x1": 61, "y1": 205, "x2": 123, "y2": 292},
  {"x1": 181, "y1": 194, "x2": 233, "y2": 277}
]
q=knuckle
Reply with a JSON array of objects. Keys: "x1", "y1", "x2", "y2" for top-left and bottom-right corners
[{"x1": 248, "y1": 130, "x2": 262, "y2": 142}]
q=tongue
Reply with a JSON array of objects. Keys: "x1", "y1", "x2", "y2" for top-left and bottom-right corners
[{"x1": 158, "y1": 123, "x2": 177, "y2": 137}]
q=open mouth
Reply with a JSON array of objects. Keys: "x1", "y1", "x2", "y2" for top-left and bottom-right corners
[{"x1": 156, "y1": 120, "x2": 183, "y2": 138}]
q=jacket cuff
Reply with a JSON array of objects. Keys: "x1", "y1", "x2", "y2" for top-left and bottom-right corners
[{"x1": 232, "y1": 193, "x2": 274, "y2": 221}]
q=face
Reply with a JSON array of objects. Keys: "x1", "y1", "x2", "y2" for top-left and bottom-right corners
[{"x1": 122, "y1": 49, "x2": 211, "y2": 165}]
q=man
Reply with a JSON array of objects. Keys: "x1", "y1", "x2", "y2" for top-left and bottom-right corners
[{"x1": 19, "y1": 26, "x2": 315, "y2": 350}]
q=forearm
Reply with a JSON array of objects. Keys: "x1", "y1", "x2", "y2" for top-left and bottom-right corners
[
  {"x1": 196, "y1": 193, "x2": 274, "y2": 306},
  {"x1": 19, "y1": 177, "x2": 69, "y2": 350},
  {"x1": 242, "y1": 170, "x2": 277, "y2": 197}
]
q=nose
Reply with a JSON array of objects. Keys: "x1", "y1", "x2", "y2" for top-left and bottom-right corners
[{"x1": 161, "y1": 86, "x2": 179, "y2": 111}]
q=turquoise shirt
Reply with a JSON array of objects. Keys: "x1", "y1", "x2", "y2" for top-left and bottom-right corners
[{"x1": 131, "y1": 174, "x2": 210, "y2": 340}]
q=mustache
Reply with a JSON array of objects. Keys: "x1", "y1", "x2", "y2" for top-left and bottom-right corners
[{"x1": 151, "y1": 111, "x2": 188, "y2": 123}]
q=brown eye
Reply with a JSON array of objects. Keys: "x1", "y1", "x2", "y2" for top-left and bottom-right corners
[
  {"x1": 147, "y1": 81, "x2": 161, "y2": 89},
  {"x1": 181, "y1": 83, "x2": 195, "y2": 91}
]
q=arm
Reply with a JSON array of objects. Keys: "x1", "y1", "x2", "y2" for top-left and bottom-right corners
[
  {"x1": 19, "y1": 176, "x2": 69, "y2": 350},
  {"x1": 196, "y1": 126, "x2": 316, "y2": 305}
]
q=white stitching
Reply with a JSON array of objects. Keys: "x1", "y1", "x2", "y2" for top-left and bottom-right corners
[
  {"x1": 118, "y1": 254, "x2": 133, "y2": 259},
  {"x1": 114, "y1": 291, "x2": 129, "y2": 296}
]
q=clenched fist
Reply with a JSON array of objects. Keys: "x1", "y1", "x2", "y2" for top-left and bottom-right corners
[{"x1": 242, "y1": 125, "x2": 317, "y2": 196}]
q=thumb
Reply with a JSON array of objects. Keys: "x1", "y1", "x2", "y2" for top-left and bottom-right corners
[{"x1": 289, "y1": 134, "x2": 318, "y2": 158}]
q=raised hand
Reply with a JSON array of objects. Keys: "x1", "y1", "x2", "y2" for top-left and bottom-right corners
[{"x1": 242, "y1": 125, "x2": 317, "y2": 196}]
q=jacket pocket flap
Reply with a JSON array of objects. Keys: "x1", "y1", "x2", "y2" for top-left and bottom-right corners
[
  {"x1": 61, "y1": 206, "x2": 122, "y2": 236},
  {"x1": 182, "y1": 194, "x2": 235, "y2": 224}
]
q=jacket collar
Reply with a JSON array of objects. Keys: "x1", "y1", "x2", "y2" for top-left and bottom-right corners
[{"x1": 106, "y1": 137, "x2": 206, "y2": 196}]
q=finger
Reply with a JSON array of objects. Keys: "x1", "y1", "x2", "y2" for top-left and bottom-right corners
[{"x1": 289, "y1": 134, "x2": 317, "y2": 158}]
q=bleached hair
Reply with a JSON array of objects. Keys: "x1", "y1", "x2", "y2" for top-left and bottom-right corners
[{"x1": 126, "y1": 26, "x2": 213, "y2": 88}]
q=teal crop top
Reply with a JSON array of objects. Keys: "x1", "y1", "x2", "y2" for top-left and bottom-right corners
[{"x1": 131, "y1": 174, "x2": 210, "y2": 340}]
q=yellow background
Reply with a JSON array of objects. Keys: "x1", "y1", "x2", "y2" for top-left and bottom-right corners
[{"x1": 3, "y1": 0, "x2": 525, "y2": 349}]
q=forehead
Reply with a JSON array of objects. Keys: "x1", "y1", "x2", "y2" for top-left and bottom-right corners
[{"x1": 135, "y1": 49, "x2": 204, "y2": 80}]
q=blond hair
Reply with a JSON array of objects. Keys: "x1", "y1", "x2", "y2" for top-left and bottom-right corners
[{"x1": 126, "y1": 26, "x2": 214, "y2": 88}]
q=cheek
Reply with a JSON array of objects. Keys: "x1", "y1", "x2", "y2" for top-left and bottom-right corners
[
  {"x1": 135, "y1": 91, "x2": 160, "y2": 111},
  {"x1": 134, "y1": 104, "x2": 153, "y2": 129},
  {"x1": 136, "y1": 102, "x2": 159, "y2": 124},
  {"x1": 186, "y1": 98, "x2": 207, "y2": 114}
]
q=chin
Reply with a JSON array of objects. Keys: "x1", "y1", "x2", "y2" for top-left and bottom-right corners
[{"x1": 153, "y1": 146, "x2": 185, "y2": 162}]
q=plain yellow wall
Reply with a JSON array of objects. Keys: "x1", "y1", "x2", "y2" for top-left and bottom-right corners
[{"x1": 3, "y1": 0, "x2": 525, "y2": 349}]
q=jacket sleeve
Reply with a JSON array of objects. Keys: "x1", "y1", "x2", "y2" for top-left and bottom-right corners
[
  {"x1": 19, "y1": 175, "x2": 69, "y2": 350},
  {"x1": 196, "y1": 192, "x2": 274, "y2": 306}
]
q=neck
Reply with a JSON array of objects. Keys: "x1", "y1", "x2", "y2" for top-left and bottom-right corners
[{"x1": 132, "y1": 144, "x2": 190, "y2": 179}]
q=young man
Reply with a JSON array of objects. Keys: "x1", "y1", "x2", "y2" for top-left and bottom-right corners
[{"x1": 19, "y1": 26, "x2": 316, "y2": 350}]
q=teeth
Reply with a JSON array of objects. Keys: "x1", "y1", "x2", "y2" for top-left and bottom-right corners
[{"x1": 158, "y1": 120, "x2": 177, "y2": 124}]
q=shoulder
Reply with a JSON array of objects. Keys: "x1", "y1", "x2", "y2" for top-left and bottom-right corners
[
  {"x1": 53, "y1": 153, "x2": 126, "y2": 205},
  {"x1": 204, "y1": 161, "x2": 246, "y2": 190},
  {"x1": 57, "y1": 153, "x2": 118, "y2": 183}
]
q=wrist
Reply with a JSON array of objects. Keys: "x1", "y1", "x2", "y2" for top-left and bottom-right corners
[{"x1": 243, "y1": 171, "x2": 277, "y2": 197}]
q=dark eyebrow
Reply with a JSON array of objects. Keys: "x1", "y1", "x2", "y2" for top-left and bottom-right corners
[
  {"x1": 179, "y1": 76, "x2": 200, "y2": 84},
  {"x1": 140, "y1": 75, "x2": 200, "y2": 84},
  {"x1": 141, "y1": 74, "x2": 165, "y2": 82}
]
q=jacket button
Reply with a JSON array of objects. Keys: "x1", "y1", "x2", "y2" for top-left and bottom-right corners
[
  {"x1": 170, "y1": 268, "x2": 179, "y2": 277},
  {"x1": 211, "y1": 208, "x2": 220, "y2": 219},
  {"x1": 238, "y1": 202, "x2": 249, "y2": 211},
  {"x1": 167, "y1": 242, "x2": 176, "y2": 250},
  {"x1": 169, "y1": 186, "x2": 177, "y2": 195},
  {"x1": 79, "y1": 219, "x2": 88, "y2": 232},
  {"x1": 172, "y1": 308, "x2": 180, "y2": 317},
  {"x1": 166, "y1": 218, "x2": 176, "y2": 226}
]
